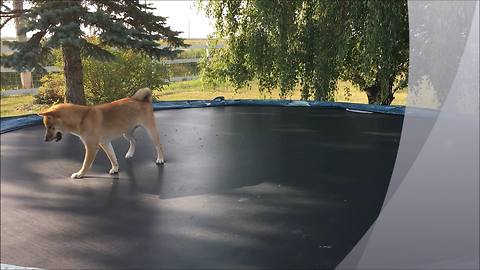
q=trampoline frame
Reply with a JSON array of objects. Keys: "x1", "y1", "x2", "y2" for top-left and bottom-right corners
[{"x1": 1, "y1": 97, "x2": 407, "y2": 134}]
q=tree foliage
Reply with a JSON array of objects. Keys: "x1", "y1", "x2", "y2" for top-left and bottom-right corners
[
  {"x1": 35, "y1": 45, "x2": 169, "y2": 105},
  {"x1": 1, "y1": 0, "x2": 184, "y2": 104},
  {"x1": 83, "y1": 48, "x2": 168, "y2": 104},
  {"x1": 34, "y1": 72, "x2": 65, "y2": 105},
  {"x1": 201, "y1": 0, "x2": 408, "y2": 104}
]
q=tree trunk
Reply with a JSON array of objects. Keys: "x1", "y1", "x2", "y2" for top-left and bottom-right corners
[
  {"x1": 365, "y1": 84, "x2": 380, "y2": 104},
  {"x1": 382, "y1": 91, "x2": 395, "y2": 105},
  {"x1": 62, "y1": 45, "x2": 86, "y2": 105},
  {"x1": 365, "y1": 82, "x2": 395, "y2": 105}
]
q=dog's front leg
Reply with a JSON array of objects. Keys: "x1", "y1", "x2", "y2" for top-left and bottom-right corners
[
  {"x1": 71, "y1": 142, "x2": 99, "y2": 179},
  {"x1": 99, "y1": 141, "x2": 119, "y2": 174}
]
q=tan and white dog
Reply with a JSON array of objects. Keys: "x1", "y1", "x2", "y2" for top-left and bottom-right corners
[{"x1": 38, "y1": 88, "x2": 165, "y2": 179}]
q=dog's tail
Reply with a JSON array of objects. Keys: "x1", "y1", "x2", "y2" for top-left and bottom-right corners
[{"x1": 131, "y1": 88, "x2": 152, "y2": 102}]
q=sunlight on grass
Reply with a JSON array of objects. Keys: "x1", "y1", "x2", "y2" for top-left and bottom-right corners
[
  {"x1": 0, "y1": 95, "x2": 48, "y2": 117},
  {"x1": 157, "y1": 79, "x2": 407, "y2": 105},
  {"x1": 0, "y1": 79, "x2": 407, "y2": 117}
]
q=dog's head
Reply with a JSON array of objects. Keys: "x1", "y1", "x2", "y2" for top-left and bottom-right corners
[{"x1": 38, "y1": 109, "x2": 63, "y2": 142}]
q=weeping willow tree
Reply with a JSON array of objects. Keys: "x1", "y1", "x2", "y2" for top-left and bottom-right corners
[{"x1": 201, "y1": 0, "x2": 409, "y2": 104}]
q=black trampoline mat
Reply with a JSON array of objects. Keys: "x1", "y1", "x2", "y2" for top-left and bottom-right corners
[{"x1": 1, "y1": 106, "x2": 403, "y2": 269}]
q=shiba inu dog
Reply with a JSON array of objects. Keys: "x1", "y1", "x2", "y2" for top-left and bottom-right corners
[{"x1": 38, "y1": 88, "x2": 165, "y2": 179}]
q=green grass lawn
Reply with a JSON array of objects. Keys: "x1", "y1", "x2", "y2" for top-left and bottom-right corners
[
  {"x1": 0, "y1": 80, "x2": 407, "y2": 117},
  {"x1": 157, "y1": 79, "x2": 407, "y2": 105},
  {"x1": 1, "y1": 95, "x2": 49, "y2": 117}
]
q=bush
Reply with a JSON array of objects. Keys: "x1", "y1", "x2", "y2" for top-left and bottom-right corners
[
  {"x1": 199, "y1": 47, "x2": 228, "y2": 89},
  {"x1": 35, "y1": 47, "x2": 169, "y2": 105},
  {"x1": 34, "y1": 73, "x2": 65, "y2": 105},
  {"x1": 83, "y1": 49, "x2": 169, "y2": 104}
]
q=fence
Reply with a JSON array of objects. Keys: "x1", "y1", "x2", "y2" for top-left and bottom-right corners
[{"x1": 0, "y1": 43, "x2": 223, "y2": 96}]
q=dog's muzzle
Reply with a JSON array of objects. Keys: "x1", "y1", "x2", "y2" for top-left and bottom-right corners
[
  {"x1": 55, "y1": 132, "x2": 62, "y2": 142},
  {"x1": 45, "y1": 132, "x2": 62, "y2": 142}
]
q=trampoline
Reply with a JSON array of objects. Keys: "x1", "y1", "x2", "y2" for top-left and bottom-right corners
[{"x1": 1, "y1": 102, "x2": 404, "y2": 269}]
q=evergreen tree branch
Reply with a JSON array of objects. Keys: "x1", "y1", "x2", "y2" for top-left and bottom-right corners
[{"x1": 1, "y1": 30, "x2": 49, "y2": 72}]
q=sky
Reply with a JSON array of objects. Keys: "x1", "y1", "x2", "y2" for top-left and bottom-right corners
[{"x1": 0, "y1": 0, "x2": 215, "y2": 39}]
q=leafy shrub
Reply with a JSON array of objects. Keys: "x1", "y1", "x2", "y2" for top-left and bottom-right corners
[
  {"x1": 35, "y1": 46, "x2": 169, "y2": 105},
  {"x1": 83, "y1": 50, "x2": 168, "y2": 103},
  {"x1": 34, "y1": 72, "x2": 65, "y2": 105},
  {"x1": 83, "y1": 49, "x2": 169, "y2": 104},
  {"x1": 199, "y1": 41, "x2": 229, "y2": 90}
]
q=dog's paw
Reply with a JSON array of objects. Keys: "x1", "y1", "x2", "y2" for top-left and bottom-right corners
[
  {"x1": 125, "y1": 153, "x2": 134, "y2": 159},
  {"x1": 109, "y1": 167, "x2": 119, "y2": 175},
  {"x1": 70, "y1": 172, "x2": 84, "y2": 179},
  {"x1": 156, "y1": 158, "x2": 165, "y2": 165}
]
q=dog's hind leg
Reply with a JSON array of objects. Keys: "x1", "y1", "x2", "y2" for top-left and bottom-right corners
[
  {"x1": 71, "y1": 141, "x2": 99, "y2": 179},
  {"x1": 123, "y1": 128, "x2": 136, "y2": 159},
  {"x1": 100, "y1": 141, "x2": 119, "y2": 174},
  {"x1": 143, "y1": 118, "x2": 165, "y2": 164}
]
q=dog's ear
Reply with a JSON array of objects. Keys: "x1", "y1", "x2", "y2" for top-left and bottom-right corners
[{"x1": 38, "y1": 110, "x2": 59, "y2": 118}]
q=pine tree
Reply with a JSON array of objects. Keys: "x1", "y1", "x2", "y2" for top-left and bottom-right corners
[{"x1": 1, "y1": 0, "x2": 184, "y2": 104}]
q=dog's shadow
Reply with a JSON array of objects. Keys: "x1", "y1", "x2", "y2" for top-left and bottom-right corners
[
  {"x1": 79, "y1": 175, "x2": 119, "y2": 180},
  {"x1": 109, "y1": 158, "x2": 165, "y2": 197}
]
